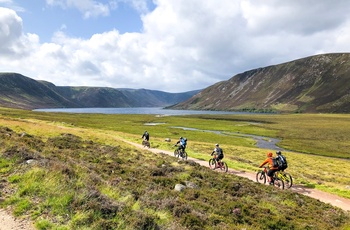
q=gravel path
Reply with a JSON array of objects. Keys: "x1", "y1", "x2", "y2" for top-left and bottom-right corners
[
  {"x1": 0, "y1": 209, "x2": 34, "y2": 230},
  {"x1": 131, "y1": 141, "x2": 350, "y2": 211}
]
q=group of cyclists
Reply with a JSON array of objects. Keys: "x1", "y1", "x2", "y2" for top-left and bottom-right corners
[
  {"x1": 142, "y1": 130, "x2": 288, "y2": 183},
  {"x1": 259, "y1": 151, "x2": 288, "y2": 185}
]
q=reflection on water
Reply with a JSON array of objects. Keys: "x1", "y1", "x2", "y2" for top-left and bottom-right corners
[
  {"x1": 144, "y1": 122, "x2": 166, "y2": 126},
  {"x1": 34, "y1": 107, "x2": 253, "y2": 115},
  {"x1": 171, "y1": 126, "x2": 284, "y2": 151}
]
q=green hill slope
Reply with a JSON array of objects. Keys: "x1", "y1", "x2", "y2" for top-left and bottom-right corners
[
  {"x1": 0, "y1": 73, "x2": 199, "y2": 110},
  {"x1": 171, "y1": 53, "x2": 350, "y2": 113}
]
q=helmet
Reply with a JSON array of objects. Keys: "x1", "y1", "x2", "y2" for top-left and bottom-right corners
[
  {"x1": 215, "y1": 143, "x2": 219, "y2": 146},
  {"x1": 180, "y1": 137, "x2": 183, "y2": 139},
  {"x1": 267, "y1": 152, "x2": 273, "y2": 157},
  {"x1": 276, "y1": 151, "x2": 281, "y2": 155}
]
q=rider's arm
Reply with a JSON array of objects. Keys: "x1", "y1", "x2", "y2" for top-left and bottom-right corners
[{"x1": 259, "y1": 159, "x2": 269, "y2": 168}]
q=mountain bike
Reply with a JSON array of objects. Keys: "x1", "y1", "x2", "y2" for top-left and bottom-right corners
[
  {"x1": 275, "y1": 171, "x2": 293, "y2": 189},
  {"x1": 209, "y1": 153, "x2": 228, "y2": 172},
  {"x1": 256, "y1": 166, "x2": 284, "y2": 189},
  {"x1": 142, "y1": 139, "x2": 150, "y2": 148},
  {"x1": 174, "y1": 145, "x2": 187, "y2": 160}
]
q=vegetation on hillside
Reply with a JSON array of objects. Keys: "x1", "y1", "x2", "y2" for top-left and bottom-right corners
[
  {"x1": 1, "y1": 107, "x2": 350, "y2": 229},
  {"x1": 0, "y1": 72, "x2": 199, "y2": 110},
  {"x1": 1, "y1": 125, "x2": 349, "y2": 229},
  {"x1": 171, "y1": 53, "x2": 350, "y2": 113}
]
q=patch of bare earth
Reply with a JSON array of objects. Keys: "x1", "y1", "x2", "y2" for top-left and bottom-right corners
[{"x1": 0, "y1": 209, "x2": 34, "y2": 230}]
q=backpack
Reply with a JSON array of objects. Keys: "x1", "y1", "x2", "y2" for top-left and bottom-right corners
[
  {"x1": 214, "y1": 147, "x2": 224, "y2": 157},
  {"x1": 276, "y1": 155, "x2": 287, "y2": 167},
  {"x1": 181, "y1": 138, "x2": 187, "y2": 146},
  {"x1": 272, "y1": 157, "x2": 279, "y2": 168}
]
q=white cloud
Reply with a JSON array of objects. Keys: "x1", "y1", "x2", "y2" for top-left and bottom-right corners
[
  {"x1": 46, "y1": 0, "x2": 111, "y2": 18},
  {"x1": 2, "y1": 1, "x2": 350, "y2": 92},
  {"x1": 0, "y1": 0, "x2": 12, "y2": 3},
  {"x1": 0, "y1": 7, "x2": 38, "y2": 57}
]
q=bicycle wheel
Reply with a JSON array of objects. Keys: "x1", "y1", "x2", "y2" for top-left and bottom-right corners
[
  {"x1": 209, "y1": 159, "x2": 216, "y2": 169},
  {"x1": 256, "y1": 171, "x2": 266, "y2": 184},
  {"x1": 142, "y1": 140, "x2": 150, "y2": 148},
  {"x1": 221, "y1": 162, "x2": 228, "y2": 172},
  {"x1": 274, "y1": 178, "x2": 284, "y2": 190},
  {"x1": 283, "y1": 173, "x2": 293, "y2": 189},
  {"x1": 174, "y1": 149, "x2": 179, "y2": 157},
  {"x1": 182, "y1": 151, "x2": 188, "y2": 160}
]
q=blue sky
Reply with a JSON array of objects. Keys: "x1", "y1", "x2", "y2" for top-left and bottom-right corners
[
  {"x1": 16, "y1": 0, "x2": 153, "y2": 42},
  {"x1": 1, "y1": 0, "x2": 350, "y2": 92}
]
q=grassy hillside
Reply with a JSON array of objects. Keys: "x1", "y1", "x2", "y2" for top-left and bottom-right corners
[
  {"x1": 171, "y1": 53, "x2": 350, "y2": 113},
  {"x1": 0, "y1": 73, "x2": 199, "y2": 110},
  {"x1": 1, "y1": 107, "x2": 350, "y2": 229}
]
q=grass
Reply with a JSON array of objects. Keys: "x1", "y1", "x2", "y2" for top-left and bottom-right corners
[{"x1": 0, "y1": 107, "x2": 350, "y2": 229}]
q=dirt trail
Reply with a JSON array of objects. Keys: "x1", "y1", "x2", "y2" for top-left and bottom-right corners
[
  {"x1": 0, "y1": 209, "x2": 34, "y2": 230},
  {"x1": 132, "y1": 141, "x2": 350, "y2": 212},
  {"x1": 2, "y1": 140, "x2": 350, "y2": 230}
]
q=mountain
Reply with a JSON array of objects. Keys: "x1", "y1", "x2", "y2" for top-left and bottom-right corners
[
  {"x1": 170, "y1": 53, "x2": 350, "y2": 113},
  {"x1": 0, "y1": 73, "x2": 200, "y2": 110}
]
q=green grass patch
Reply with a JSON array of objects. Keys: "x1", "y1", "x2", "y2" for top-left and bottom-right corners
[{"x1": 0, "y1": 108, "x2": 350, "y2": 229}]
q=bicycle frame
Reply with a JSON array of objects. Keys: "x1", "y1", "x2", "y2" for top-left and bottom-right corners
[
  {"x1": 275, "y1": 170, "x2": 293, "y2": 189},
  {"x1": 256, "y1": 166, "x2": 284, "y2": 189},
  {"x1": 174, "y1": 145, "x2": 187, "y2": 160},
  {"x1": 209, "y1": 153, "x2": 228, "y2": 172}
]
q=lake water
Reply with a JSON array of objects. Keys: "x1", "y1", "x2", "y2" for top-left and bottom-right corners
[
  {"x1": 172, "y1": 126, "x2": 284, "y2": 151},
  {"x1": 34, "y1": 107, "x2": 253, "y2": 115},
  {"x1": 34, "y1": 107, "x2": 282, "y2": 150}
]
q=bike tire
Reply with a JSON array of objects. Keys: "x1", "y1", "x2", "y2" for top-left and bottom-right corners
[
  {"x1": 142, "y1": 140, "x2": 150, "y2": 148},
  {"x1": 274, "y1": 178, "x2": 284, "y2": 190},
  {"x1": 256, "y1": 171, "x2": 266, "y2": 184},
  {"x1": 174, "y1": 149, "x2": 179, "y2": 157},
  {"x1": 209, "y1": 159, "x2": 216, "y2": 169},
  {"x1": 182, "y1": 151, "x2": 188, "y2": 160},
  {"x1": 283, "y1": 173, "x2": 293, "y2": 189},
  {"x1": 221, "y1": 162, "x2": 228, "y2": 172}
]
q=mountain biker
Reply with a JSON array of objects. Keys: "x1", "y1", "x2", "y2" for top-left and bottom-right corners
[
  {"x1": 175, "y1": 137, "x2": 187, "y2": 153},
  {"x1": 259, "y1": 152, "x2": 279, "y2": 185},
  {"x1": 276, "y1": 150, "x2": 288, "y2": 171},
  {"x1": 211, "y1": 143, "x2": 224, "y2": 165},
  {"x1": 142, "y1": 131, "x2": 149, "y2": 141}
]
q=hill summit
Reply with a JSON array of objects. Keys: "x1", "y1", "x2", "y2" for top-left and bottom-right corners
[
  {"x1": 170, "y1": 53, "x2": 350, "y2": 113},
  {"x1": 0, "y1": 73, "x2": 199, "y2": 110}
]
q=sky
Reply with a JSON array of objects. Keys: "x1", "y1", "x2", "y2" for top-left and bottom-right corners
[{"x1": 1, "y1": 0, "x2": 350, "y2": 93}]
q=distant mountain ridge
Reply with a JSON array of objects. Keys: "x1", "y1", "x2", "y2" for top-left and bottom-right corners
[
  {"x1": 0, "y1": 73, "x2": 200, "y2": 110},
  {"x1": 170, "y1": 53, "x2": 350, "y2": 113}
]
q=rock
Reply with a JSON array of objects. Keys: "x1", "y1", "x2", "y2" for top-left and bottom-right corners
[
  {"x1": 26, "y1": 159, "x2": 35, "y2": 164},
  {"x1": 232, "y1": 208, "x2": 241, "y2": 216},
  {"x1": 174, "y1": 184, "x2": 186, "y2": 192},
  {"x1": 165, "y1": 138, "x2": 171, "y2": 142},
  {"x1": 185, "y1": 181, "x2": 199, "y2": 189}
]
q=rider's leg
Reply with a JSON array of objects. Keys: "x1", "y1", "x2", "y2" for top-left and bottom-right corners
[{"x1": 267, "y1": 170, "x2": 274, "y2": 184}]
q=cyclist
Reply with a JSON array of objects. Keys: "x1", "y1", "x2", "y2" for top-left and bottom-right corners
[
  {"x1": 175, "y1": 137, "x2": 187, "y2": 153},
  {"x1": 276, "y1": 150, "x2": 288, "y2": 171},
  {"x1": 142, "y1": 131, "x2": 150, "y2": 141},
  {"x1": 211, "y1": 143, "x2": 224, "y2": 165},
  {"x1": 259, "y1": 152, "x2": 279, "y2": 185}
]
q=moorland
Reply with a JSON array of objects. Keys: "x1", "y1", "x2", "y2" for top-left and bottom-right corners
[{"x1": 1, "y1": 107, "x2": 350, "y2": 229}]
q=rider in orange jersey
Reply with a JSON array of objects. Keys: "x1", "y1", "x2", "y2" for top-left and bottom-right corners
[{"x1": 259, "y1": 152, "x2": 279, "y2": 185}]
